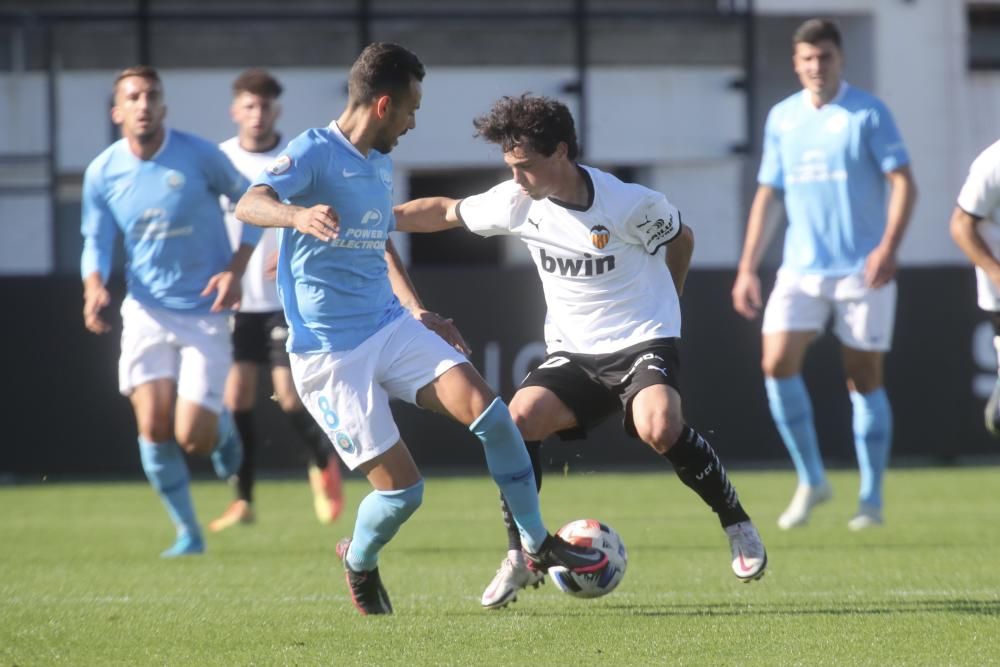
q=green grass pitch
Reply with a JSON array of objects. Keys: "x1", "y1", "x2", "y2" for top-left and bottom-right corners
[{"x1": 2, "y1": 467, "x2": 999, "y2": 666}]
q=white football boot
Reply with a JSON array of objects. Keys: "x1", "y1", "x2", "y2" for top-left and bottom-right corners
[
  {"x1": 481, "y1": 554, "x2": 545, "y2": 609},
  {"x1": 777, "y1": 482, "x2": 833, "y2": 530},
  {"x1": 847, "y1": 504, "x2": 883, "y2": 531},
  {"x1": 725, "y1": 520, "x2": 768, "y2": 582}
]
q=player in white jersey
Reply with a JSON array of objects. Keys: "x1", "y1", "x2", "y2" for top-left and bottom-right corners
[
  {"x1": 81, "y1": 66, "x2": 259, "y2": 557},
  {"x1": 732, "y1": 19, "x2": 917, "y2": 532},
  {"x1": 234, "y1": 44, "x2": 609, "y2": 615},
  {"x1": 209, "y1": 69, "x2": 346, "y2": 532},
  {"x1": 394, "y1": 94, "x2": 768, "y2": 609},
  {"x1": 950, "y1": 138, "x2": 1000, "y2": 434}
]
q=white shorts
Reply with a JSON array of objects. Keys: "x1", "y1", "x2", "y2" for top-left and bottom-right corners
[
  {"x1": 761, "y1": 269, "x2": 897, "y2": 352},
  {"x1": 118, "y1": 296, "x2": 232, "y2": 412},
  {"x1": 289, "y1": 314, "x2": 467, "y2": 470},
  {"x1": 975, "y1": 266, "x2": 1000, "y2": 312}
]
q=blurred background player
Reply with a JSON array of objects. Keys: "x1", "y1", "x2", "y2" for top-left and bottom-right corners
[
  {"x1": 949, "y1": 138, "x2": 1000, "y2": 435},
  {"x1": 81, "y1": 66, "x2": 260, "y2": 557},
  {"x1": 731, "y1": 18, "x2": 917, "y2": 531},
  {"x1": 235, "y1": 44, "x2": 608, "y2": 615},
  {"x1": 395, "y1": 93, "x2": 768, "y2": 610},
  {"x1": 209, "y1": 68, "x2": 343, "y2": 532}
]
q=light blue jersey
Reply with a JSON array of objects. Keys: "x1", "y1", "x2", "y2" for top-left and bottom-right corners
[
  {"x1": 758, "y1": 83, "x2": 910, "y2": 275},
  {"x1": 81, "y1": 129, "x2": 258, "y2": 312},
  {"x1": 253, "y1": 122, "x2": 404, "y2": 353}
]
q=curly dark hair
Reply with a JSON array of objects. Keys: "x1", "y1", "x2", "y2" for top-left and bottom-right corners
[{"x1": 473, "y1": 94, "x2": 578, "y2": 160}]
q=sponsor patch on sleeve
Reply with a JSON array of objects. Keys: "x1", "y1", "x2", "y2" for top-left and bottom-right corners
[
  {"x1": 634, "y1": 197, "x2": 682, "y2": 254},
  {"x1": 267, "y1": 155, "x2": 292, "y2": 175}
]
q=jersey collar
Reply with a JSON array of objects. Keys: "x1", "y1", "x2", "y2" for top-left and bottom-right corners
[
  {"x1": 548, "y1": 164, "x2": 594, "y2": 212},
  {"x1": 328, "y1": 121, "x2": 368, "y2": 161},
  {"x1": 123, "y1": 127, "x2": 171, "y2": 162},
  {"x1": 801, "y1": 80, "x2": 849, "y2": 110}
]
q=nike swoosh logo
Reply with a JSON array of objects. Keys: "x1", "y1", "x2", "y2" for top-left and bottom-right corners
[
  {"x1": 511, "y1": 471, "x2": 533, "y2": 482},
  {"x1": 343, "y1": 168, "x2": 361, "y2": 178},
  {"x1": 738, "y1": 551, "x2": 753, "y2": 573}
]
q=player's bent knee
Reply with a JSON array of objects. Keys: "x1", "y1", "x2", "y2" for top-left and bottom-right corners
[
  {"x1": 637, "y1": 420, "x2": 684, "y2": 455},
  {"x1": 510, "y1": 409, "x2": 548, "y2": 442}
]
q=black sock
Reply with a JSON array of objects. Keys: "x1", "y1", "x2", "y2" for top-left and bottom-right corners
[
  {"x1": 664, "y1": 425, "x2": 750, "y2": 528},
  {"x1": 502, "y1": 440, "x2": 542, "y2": 552},
  {"x1": 233, "y1": 410, "x2": 256, "y2": 503},
  {"x1": 286, "y1": 409, "x2": 330, "y2": 469}
]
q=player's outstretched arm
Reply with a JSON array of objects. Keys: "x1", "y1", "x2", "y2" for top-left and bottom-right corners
[
  {"x1": 385, "y1": 237, "x2": 471, "y2": 355},
  {"x1": 235, "y1": 185, "x2": 340, "y2": 242},
  {"x1": 950, "y1": 206, "x2": 1000, "y2": 286},
  {"x1": 666, "y1": 224, "x2": 695, "y2": 297},
  {"x1": 864, "y1": 165, "x2": 917, "y2": 288},
  {"x1": 732, "y1": 185, "x2": 782, "y2": 319},
  {"x1": 393, "y1": 197, "x2": 461, "y2": 233}
]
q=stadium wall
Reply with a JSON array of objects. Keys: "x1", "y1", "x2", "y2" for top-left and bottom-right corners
[{"x1": 1, "y1": 267, "x2": 995, "y2": 480}]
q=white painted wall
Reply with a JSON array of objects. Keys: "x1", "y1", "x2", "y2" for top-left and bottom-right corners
[
  {"x1": 4, "y1": 0, "x2": 1000, "y2": 274},
  {"x1": 0, "y1": 194, "x2": 52, "y2": 274},
  {"x1": 0, "y1": 65, "x2": 746, "y2": 273}
]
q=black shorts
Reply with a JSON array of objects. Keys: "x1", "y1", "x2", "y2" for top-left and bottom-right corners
[
  {"x1": 231, "y1": 311, "x2": 290, "y2": 367},
  {"x1": 519, "y1": 337, "x2": 681, "y2": 440}
]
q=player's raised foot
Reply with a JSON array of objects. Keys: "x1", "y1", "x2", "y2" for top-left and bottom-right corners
[
  {"x1": 524, "y1": 533, "x2": 608, "y2": 574},
  {"x1": 211, "y1": 412, "x2": 244, "y2": 479},
  {"x1": 160, "y1": 531, "x2": 205, "y2": 558},
  {"x1": 777, "y1": 482, "x2": 832, "y2": 530},
  {"x1": 985, "y1": 377, "x2": 1000, "y2": 437},
  {"x1": 335, "y1": 537, "x2": 392, "y2": 615},
  {"x1": 847, "y1": 504, "x2": 883, "y2": 531},
  {"x1": 481, "y1": 556, "x2": 546, "y2": 610},
  {"x1": 725, "y1": 520, "x2": 767, "y2": 582},
  {"x1": 207, "y1": 499, "x2": 255, "y2": 533},
  {"x1": 308, "y1": 464, "x2": 344, "y2": 524}
]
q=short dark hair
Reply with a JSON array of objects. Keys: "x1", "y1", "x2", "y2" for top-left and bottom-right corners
[
  {"x1": 348, "y1": 42, "x2": 425, "y2": 106},
  {"x1": 232, "y1": 68, "x2": 283, "y2": 99},
  {"x1": 793, "y1": 18, "x2": 842, "y2": 49},
  {"x1": 473, "y1": 94, "x2": 578, "y2": 160},
  {"x1": 113, "y1": 65, "x2": 160, "y2": 96}
]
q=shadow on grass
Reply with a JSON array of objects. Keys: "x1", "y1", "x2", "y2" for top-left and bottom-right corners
[{"x1": 598, "y1": 598, "x2": 1000, "y2": 617}]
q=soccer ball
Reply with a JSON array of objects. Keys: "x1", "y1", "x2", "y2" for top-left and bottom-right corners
[{"x1": 549, "y1": 519, "x2": 627, "y2": 599}]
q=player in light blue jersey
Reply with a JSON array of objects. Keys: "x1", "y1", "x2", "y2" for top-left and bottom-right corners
[
  {"x1": 732, "y1": 19, "x2": 917, "y2": 531},
  {"x1": 235, "y1": 42, "x2": 609, "y2": 615},
  {"x1": 81, "y1": 66, "x2": 260, "y2": 557}
]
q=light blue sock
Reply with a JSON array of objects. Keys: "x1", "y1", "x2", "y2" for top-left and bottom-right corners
[
  {"x1": 137, "y1": 437, "x2": 200, "y2": 539},
  {"x1": 346, "y1": 480, "x2": 424, "y2": 572},
  {"x1": 850, "y1": 388, "x2": 892, "y2": 509},
  {"x1": 765, "y1": 376, "x2": 826, "y2": 486},
  {"x1": 215, "y1": 408, "x2": 234, "y2": 448},
  {"x1": 470, "y1": 398, "x2": 546, "y2": 553}
]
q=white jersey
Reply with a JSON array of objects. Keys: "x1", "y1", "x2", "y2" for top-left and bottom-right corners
[
  {"x1": 219, "y1": 136, "x2": 283, "y2": 312},
  {"x1": 957, "y1": 138, "x2": 1000, "y2": 311},
  {"x1": 459, "y1": 164, "x2": 683, "y2": 355},
  {"x1": 958, "y1": 138, "x2": 1000, "y2": 238}
]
